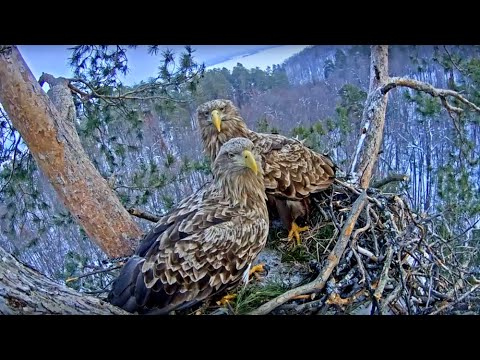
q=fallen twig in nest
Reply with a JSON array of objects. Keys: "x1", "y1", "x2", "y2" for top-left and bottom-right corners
[{"x1": 247, "y1": 179, "x2": 480, "y2": 315}]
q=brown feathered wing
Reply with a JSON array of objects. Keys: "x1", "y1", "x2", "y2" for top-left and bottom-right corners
[
  {"x1": 249, "y1": 132, "x2": 335, "y2": 200},
  {"x1": 108, "y1": 185, "x2": 268, "y2": 314}
]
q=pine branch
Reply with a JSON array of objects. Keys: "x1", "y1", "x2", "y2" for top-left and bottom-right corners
[{"x1": 66, "y1": 71, "x2": 200, "y2": 104}]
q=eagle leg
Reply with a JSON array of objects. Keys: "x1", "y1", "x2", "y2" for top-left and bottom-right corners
[{"x1": 288, "y1": 222, "x2": 309, "y2": 246}]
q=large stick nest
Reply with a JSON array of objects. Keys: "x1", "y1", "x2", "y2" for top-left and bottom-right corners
[
  {"x1": 232, "y1": 179, "x2": 480, "y2": 315},
  {"x1": 77, "y1": 179, "x2": 480, "y2": 315}
]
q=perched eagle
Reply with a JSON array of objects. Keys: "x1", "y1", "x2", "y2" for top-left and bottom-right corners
[
  {"x1": 108, "y1": 137, "x2": 269, "y2": 314},
  {"x1": 196, "y1": 99, "x2": 336, "y2": 244}
]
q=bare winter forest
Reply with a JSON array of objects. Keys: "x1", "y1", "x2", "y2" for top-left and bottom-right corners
[{"x1": 0, "y1": 45, "x2": 479, "y2": 315}]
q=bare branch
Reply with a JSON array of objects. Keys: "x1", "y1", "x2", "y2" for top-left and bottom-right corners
[
  {"x1": 334, "y1": 179, "x2": 383, "y2": 208},
  {"x1": 440, "y1": 96, "x2": 463, "y2": 114},
  {"x1": 65, "y1": 264, "x2": 123, "y2": 283},
  {"x1": 429, "y1": 284, "x2": 480, "y2": 315},
  {"x1": 371, "y1": 174, "x2": 409, "y2": 189},
  {"x1": 357, "y1": 246, "x2": 379, "y2": 262},
  {"x1": 352, "y1": 45, "x2": 390, "y2": 188},
  {"x1": 127, "y1": 208, "x2": 161, "y2": 223},
  {"x1": 382, "y1": 77, "x2": 480, "y2": 113},
  {"x1": 67, "y1": 82, "x2": 91, "y2": 100},
  {"x1": 374, "y1": 245, "x2": 394, "y2": 301},
  {"x1": 0, "y1": 135, "x2": 22, "y2": 193},
  {"x1": 0, "y1": 246, "x2": 128, "y2": 314},
  {"x1": 442, "y1": 46, "x2": 467, "y2": 74},
  {"x1": 379, "y1": 283, "x2": 402, "y2": 314}
]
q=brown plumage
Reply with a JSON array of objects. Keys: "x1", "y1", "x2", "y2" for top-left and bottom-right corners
[
  {"x1": 108, "y1": 137, "x2": 268, "y2": 314},
  {"x1": 196, "y1": 99, "x2": 336, "y2": 243}
]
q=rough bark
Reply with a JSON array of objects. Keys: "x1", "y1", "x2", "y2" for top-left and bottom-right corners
[
  {"x1": 0, "y1": 46, "x2": 142, "y2": 258},
  {"x1": 351, "y1": 45, "x2": 390, "y2": 189},
  {"x1": 0, "y1": 247, "x2": 128, "y2": 314}
]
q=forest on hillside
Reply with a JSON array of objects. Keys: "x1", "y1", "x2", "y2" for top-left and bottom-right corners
[{"x1": 0, "y1": 45, "x2": 479, "y2": 315}]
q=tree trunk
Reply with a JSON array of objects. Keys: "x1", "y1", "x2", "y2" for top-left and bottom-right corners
[
  {"x1": 0, "y1": 46, "x2": 142, "y2": 258},
  {"x1": 0, "y1": 247, "x2": 127, "y2": 314},
  {"x1": 351, "y1": 45, "x2": 390, "y2": 188}
]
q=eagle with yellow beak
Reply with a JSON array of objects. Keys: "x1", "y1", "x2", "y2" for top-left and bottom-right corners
[
  {"x1": 108, "y1": 137, "x2": 268, "y2": 314},
  {"x1": 196, "y1": 99, "x2": 336, "y2": 245}
]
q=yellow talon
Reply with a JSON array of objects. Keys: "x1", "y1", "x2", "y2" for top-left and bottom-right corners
[
  {"x1": 249, "y1": 264, "x2": 265, "y2": 277},
  {"x1": 217, "y1": 265, "x2": 269, "y2": 307},
  {"x1": 249, "y1": 263, "x2": 270, "y2": 281},
  {"x1": 287, "y1": 222, "x2": 309, "y2": 245},
  {"x1": 216, "y1": 294, "x2": 237, "y2": 306}
]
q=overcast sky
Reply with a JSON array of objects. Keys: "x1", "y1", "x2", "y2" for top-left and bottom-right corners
[{"x1": 18, "y1": 45, "x2": 309, "y2": 85}]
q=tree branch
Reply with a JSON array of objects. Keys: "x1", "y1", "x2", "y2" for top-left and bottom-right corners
[
  {"x1": 371, "y1": 174, "x2": 409, "y2": 189},
  {"x1": 1, "y1": 47, "x2": 143, "y2": 257},
  {"x1": 442, "y1": 46, "x2": 467, "y2": 74},
  {"x1": 357, "y1": 246, "x2": 379, "y2": 262},
  {"x1": 352, "y1": 45, "x2": 390, "y2": 189},
  {"x1": 67, "y1": 82, "x2": 91, "y2": 100},
  {"x1": 0, "y1": 246, "x2": 128, "y2": 315},
  {"x1": 429, "y1": 284, "x2": 479, "y2": 315},
  {"x1": 39, "y1": 72, "x2": 194, "y2": 106},
  {"x1": 66, "y1": 75, "x2": 197, "y2": 104},
  {"x1": 65, "y1": 264, "x2": 124, "y2": 284},
  {"x1": 0, "y1": 46, "x2": 12, "y2": 55},
  {"x1": 127, "y1": 208, "x2": 161, "y2": 223},
  {"x1": 373, "y1": 244, "x2": 394, "y2": 301},
  {"x1": 249, "y1": 191, "x2": 368, "y2": 315},
  {"x1": 382, "y1": 77, "x2": 480, "y2": 113}
]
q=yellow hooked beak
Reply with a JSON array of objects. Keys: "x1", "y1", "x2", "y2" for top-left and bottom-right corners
[
  {"x1": 211, "y1": 110, "x2": 222, "y2": 133},
  {"x1": 242, "y1": 150, "x2": 258, "y2": 175}
]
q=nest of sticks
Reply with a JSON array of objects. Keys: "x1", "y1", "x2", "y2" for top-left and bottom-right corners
[
  {"x1": 73, "y1": 177, "x2": 479, "y2": 316},
  {"x1": 245, "y1": 179, "x2": 480, "y2": 315}
]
